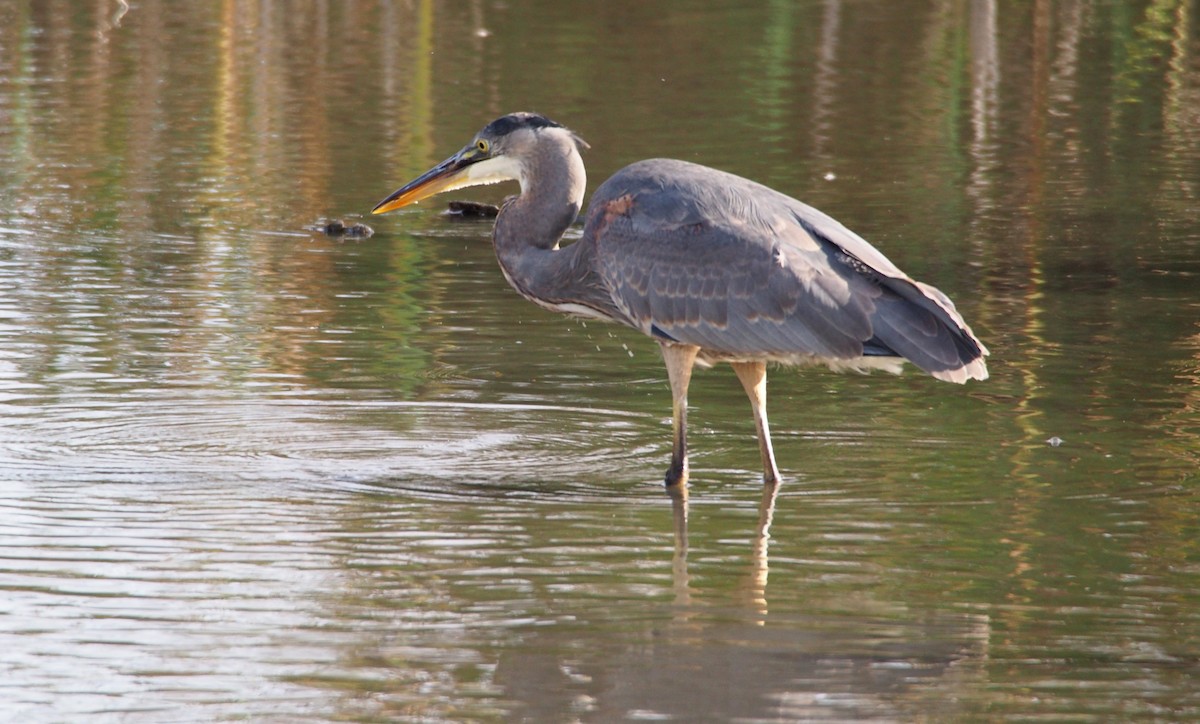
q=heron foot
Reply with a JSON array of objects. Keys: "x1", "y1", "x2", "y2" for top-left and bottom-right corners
[{"x1": 664, "y1": 461, "x2": 689, "y2": 487}]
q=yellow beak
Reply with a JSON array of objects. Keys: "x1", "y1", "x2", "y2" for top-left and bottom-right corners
[{"x1": 372, "y1": 146, "x2": 480, "y2": 215}]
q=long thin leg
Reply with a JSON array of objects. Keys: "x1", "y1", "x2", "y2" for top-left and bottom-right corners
[
  {"x1": 730, "y1": 360, "x2": 782, "y2": 485},
  {"x1": 659, "y1": 342, "x2": 700, "y2": 487}
]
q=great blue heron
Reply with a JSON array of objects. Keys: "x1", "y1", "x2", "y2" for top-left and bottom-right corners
[{"x1": 373, "y1": 113, "x2": 988, "y2": 487}]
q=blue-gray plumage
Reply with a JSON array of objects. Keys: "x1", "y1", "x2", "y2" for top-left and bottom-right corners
[{"x1": 374, "y1": 112, "x2": 988, "y2": 487}]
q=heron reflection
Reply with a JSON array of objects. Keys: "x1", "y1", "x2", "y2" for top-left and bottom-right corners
[
  {"x1": 667, "y1": 481, "x2": 780, "y2": 617},
  {"x1": 374, "y1": 113, "x2": 988, "y2": 487}
]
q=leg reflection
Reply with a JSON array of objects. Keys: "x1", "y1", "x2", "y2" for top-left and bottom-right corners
[
  {"x1": 666, "y1": 480, "x2": 780, "y2": 618},
  {"x1": 746, "y1": 481, "x2": 781, "y2": 619},
  {"x1": 666, "y1": 483, "x2": 690, "y2": 607}
]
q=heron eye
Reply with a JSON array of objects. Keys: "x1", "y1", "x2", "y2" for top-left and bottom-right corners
[{"x1": 476, "y1": 139, "x2": 490, "y2": 153}]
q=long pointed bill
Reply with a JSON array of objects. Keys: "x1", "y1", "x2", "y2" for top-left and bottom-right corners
[{"x1": 372, "y1": 147, "x2": 479, "y2": 215}]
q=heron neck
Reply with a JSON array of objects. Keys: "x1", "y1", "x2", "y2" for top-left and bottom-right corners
[{"x1": 492, "y1": 141, "x2": 588, "y2": 305}]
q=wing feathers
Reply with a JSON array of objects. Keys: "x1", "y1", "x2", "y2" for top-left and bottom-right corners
[{"x1": 587, "y1": 159, "x2": 988, "y2": 381}]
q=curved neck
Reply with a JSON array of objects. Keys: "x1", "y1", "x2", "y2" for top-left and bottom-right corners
[{"x1": 493, "y1": 133, "x2": 587, "y2": 303}]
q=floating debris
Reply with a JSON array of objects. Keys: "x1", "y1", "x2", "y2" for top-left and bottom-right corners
[
  {"x1": 445, "y1": 200, "x2": 500, "y2": 219},
  {"x1": 314, "y1": 219, "x2": 374, "y2": 238}
]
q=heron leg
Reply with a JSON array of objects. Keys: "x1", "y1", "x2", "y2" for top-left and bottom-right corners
[
  {"x1": 730, "y1": 361, "x2": 782, "y2": 485},
  {"x1": 659, "y1": 342, "x2": 700, "y2": 487}
]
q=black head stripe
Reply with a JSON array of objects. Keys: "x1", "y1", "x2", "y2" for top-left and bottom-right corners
[{"x1": 483, "y1": 112, "x2": 564, "y2": 137}]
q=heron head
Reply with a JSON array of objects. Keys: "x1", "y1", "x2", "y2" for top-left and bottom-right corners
[{"x1": 372, "y1": 112, "x2": 587, "y2": 214}]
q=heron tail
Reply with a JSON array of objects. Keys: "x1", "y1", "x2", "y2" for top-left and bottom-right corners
[{"x1": 864, "y1": 276, "x2": 989, "y2": 383}]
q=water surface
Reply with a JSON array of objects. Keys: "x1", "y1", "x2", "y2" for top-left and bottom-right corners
[{"x1": 1, "y1": 1, "x2": 1199, "y2": 720}]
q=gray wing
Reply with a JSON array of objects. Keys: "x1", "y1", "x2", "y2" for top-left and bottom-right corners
[{"x1": 582, "y1": 159, "x2": 988, "y2": 382}]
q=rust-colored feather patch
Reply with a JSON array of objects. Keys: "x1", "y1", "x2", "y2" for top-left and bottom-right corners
[{"x1": 590, "y1": 193, "x2": 635, "y2": 239}]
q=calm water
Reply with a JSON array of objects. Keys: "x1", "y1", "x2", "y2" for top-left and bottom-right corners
[{"x1": 2, "y1": 0, "x2": 1199, "y2": 721}]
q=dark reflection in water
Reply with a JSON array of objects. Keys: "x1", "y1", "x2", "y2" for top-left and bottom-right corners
[{"x1": 1, "y1": 0, "x2": 1199, "y2": 721}]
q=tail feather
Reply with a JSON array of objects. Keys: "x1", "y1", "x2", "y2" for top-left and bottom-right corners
[
  {"x1": 866, "y1": 277, "x2": 989, "y2": 383},
  {"x1": 800, "y1": 220, "x2": 989, "y2": 384}
]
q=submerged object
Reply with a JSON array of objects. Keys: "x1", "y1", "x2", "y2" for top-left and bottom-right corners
[
  {"x1": 445, "y1": 200, "x2": 500, "y2": 219},
  {"x1": 316, "y1": 219, "x2": 374, "y2": 238}
]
